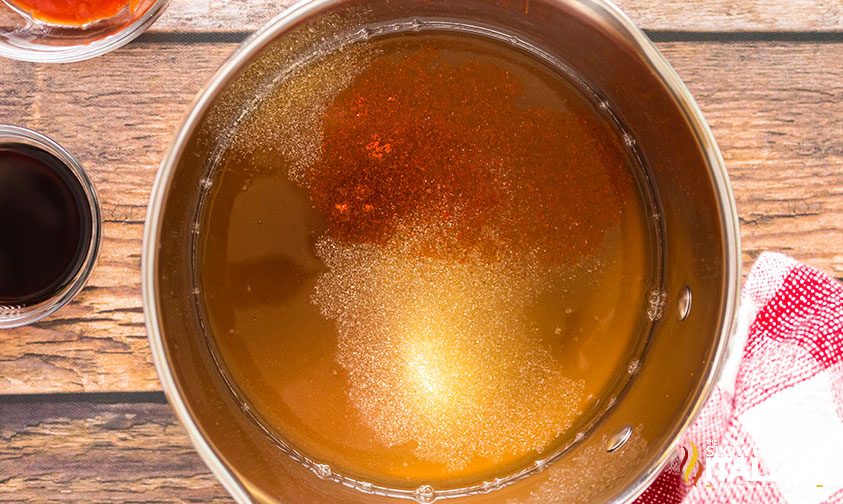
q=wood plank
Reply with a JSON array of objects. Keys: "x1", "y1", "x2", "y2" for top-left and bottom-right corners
[
  {"x1": 615, "y1": 0, "x2": 842, "y2": 32},
  {"x1": 0, "y1": 396, "x2": 231, "y2": 502},
  {"x1": 0, "y1": 41, "x2": 840, "y2": 394},
  {"x1": 662, "y1": 43, "x2": 843, "y2": 274},
  {"x1": 0, "y1": 44, "x2": 236, "y2": 394},
  {"x1": 146, "y1": 0, "x2": 843, "y2": 33}
]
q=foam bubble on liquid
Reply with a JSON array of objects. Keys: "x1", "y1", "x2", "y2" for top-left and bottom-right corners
[{"x1": 312, "y1": 222, "x2": 585, "y2": 470}]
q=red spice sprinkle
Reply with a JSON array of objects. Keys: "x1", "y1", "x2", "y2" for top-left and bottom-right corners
[
  {"x1": 301, "y1": 40, "x2": 633, "y2": 264},
  {"x1": 365, "y1": 134, "x2": 393, "y2": 160}
]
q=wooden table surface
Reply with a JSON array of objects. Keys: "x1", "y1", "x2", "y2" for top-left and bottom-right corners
[{"x1": 1, "y1": 0, "x2": 841, "y2": 501}]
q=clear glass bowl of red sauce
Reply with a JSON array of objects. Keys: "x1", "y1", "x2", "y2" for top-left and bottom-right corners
[{"x1": 0, "y1": 0, "x2": 169, "y2": 62}]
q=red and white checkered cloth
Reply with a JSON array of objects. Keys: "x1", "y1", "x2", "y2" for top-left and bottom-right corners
[{"x1": 636, "y1": 252, "x2": 843, "y2": 504}]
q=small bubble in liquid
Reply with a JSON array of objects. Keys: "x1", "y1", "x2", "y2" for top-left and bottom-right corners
[
  {"x1": 554, "y1": 327, "x2": 562, "y2": 335},
  {"x1": 191, "y1": 287, "x2": 200, "y2": 296},
  {"x1": 313, "y1": 463, "x2": 332, "y2": 479},
  {"x1": 599, "y1": 99, "x2": 610, "y2": 111},
  {"x1": 565, "y1": 307, "x2": 574, "y2": 314},
  {"x1": 647, "y1": 289, "x2": 667, "y2": 321},
  {"x1": 191, "y1": 221, "x2": 200, "y2": 234},
  {"x1": 414, "y1": 485, "x2": 436, "y2": 503},
  {"x1": 200, "y1": 177, "x2": 213, "y2": 190},
  {"x1": 622, "y1": 132, "x2": 636, "y2": 147},
  {"x1": 487, "y1": 478, "x2": 506, "y2": 492},
  {"x1": 628, "y1": 359, "x2": 641, "y2": 375}
]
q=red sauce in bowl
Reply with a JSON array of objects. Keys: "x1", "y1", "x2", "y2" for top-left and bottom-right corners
[{"x1": 7, "y1": 0, "x2": 140, "y2": 26}]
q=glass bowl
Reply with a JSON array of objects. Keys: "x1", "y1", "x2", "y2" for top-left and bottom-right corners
[
  {"x1": 0, "y1": 0, "x2": 169, "y2": 63},
  {"x1": 0, "y1": 125, "x2": 101, "y2": 328}
]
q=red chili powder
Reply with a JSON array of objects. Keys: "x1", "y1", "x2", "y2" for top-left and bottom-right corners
[{"x1": 301, "y1": 38, "x2": 634, "y2": 264}]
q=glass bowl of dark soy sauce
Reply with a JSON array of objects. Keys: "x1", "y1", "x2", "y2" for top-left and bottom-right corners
[{"x1": 0, "y1": 125, "x2": 100, "y2": 328}]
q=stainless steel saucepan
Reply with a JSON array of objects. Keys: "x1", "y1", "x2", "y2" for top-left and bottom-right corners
[{"x1": 143, "y1": 0, "x2": 741, "y2": 501}]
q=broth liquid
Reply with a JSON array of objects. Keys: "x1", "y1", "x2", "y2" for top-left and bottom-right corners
[{"x1": 197, "y1": 30, "x2": 658, "y2": 492}]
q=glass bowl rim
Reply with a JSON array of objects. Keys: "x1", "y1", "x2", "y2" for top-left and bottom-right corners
[
  {"x1": 0, "y1": 0, "x2": 170, "y2": 63},
  {"x1": 0, "y1": 124, "x2": 102, "y2": 328}
]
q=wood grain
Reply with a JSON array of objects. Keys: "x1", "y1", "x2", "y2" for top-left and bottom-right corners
[
  {"x1": 0, "y1": 44, "x2": 236, "y2": 394},
  {"x1": 663, "y1": 43, "x2": 843, "y2": 274},
  {"x1": 147, "y1": 0, "x2": 843, "y2": 33},
  {"x1": 0, "y1": 41, "x2": 840, "y2": 395},
  {"x1": 0, "y1": 396, "x2": 231, "y2": 502}
]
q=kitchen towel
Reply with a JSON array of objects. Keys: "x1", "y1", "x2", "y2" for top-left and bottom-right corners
[{"x1": 637, "y1": 252, "x2": 843, "y2": 504}]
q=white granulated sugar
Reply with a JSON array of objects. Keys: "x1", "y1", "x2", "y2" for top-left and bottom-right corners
[{"x1": 312, "y1": 223, "x2": 585, "y2": 469}]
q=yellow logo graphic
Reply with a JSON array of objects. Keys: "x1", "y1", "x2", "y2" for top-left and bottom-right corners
[{"x1": 680, "y1": 441, "x2": 705, "y2": 486}]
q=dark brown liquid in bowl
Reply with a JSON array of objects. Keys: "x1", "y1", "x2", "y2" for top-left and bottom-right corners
[
  {"x1": 196, "y1": 31, "x2": 658, "y2": 489},
  {"x1": 0, "y1": 144, "x2": 91, "y2": 307}
]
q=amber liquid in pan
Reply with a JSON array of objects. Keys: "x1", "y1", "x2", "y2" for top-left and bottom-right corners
[{"x1": 197, "y1": 31, "x2": 657, "y2": 490}]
